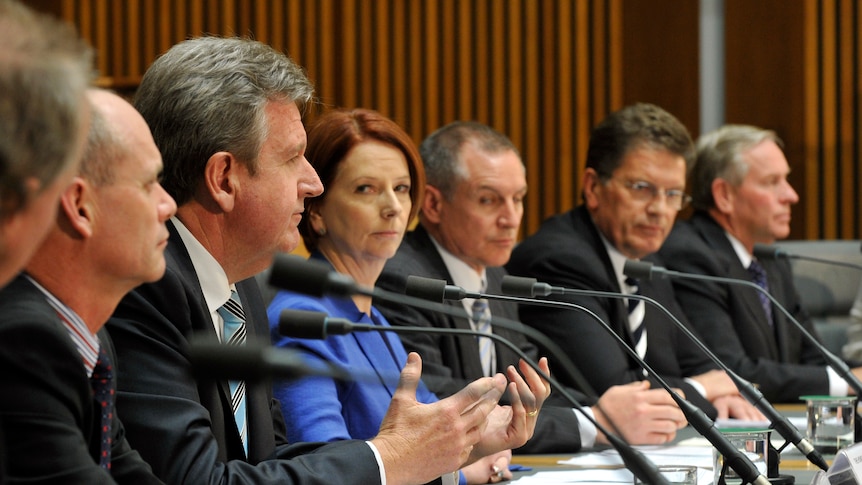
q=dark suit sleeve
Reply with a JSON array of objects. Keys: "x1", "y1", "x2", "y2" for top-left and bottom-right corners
[
  {"x1": 107, "y1": 269, "x2": 383, "y2": 485},
  {"x1": 659, "y1": 222, "x2": 828, "y2": 402},
  {"x1": 0, "y1": 296, "x2": 154, "y2": 484}
]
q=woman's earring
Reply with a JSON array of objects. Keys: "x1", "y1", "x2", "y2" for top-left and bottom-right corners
[{"x1": 317, "y1": 227, "x2": 326, "y2": 236}]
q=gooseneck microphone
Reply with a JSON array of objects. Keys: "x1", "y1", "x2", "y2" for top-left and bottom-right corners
[
  {"x1": 623, "y1": 258, "x2": 862, "y2": 398},
  {"x1": 268, "y1": 253, "x2": 669, "y2": 485},
  {"x1": 753, "y1": 243, "x2": 862, "y2": 272},
  {"x1": 408, "y1": 276, "x2": 772, "y2": 484},
  {"x1": 188, "y1": 339, "x2": 355, "y2": 382},
  {"x1": 499, "y1": 274, "x2": 829, "y2": 472}
]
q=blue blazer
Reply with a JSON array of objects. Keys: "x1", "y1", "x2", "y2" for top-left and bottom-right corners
[{"x1": 268, "y1": 264, "x2": 437, "y2": 442}]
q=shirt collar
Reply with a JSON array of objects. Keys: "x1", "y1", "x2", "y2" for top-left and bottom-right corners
[
  {"x1": 725, "y1": 231, "x2": 754, "y2": 268},
  {"x1": 428, "y1": 235, "x2": 487, "y2": 293},
  {"x1": 25, "y1": 274, "x2": 101, "y2": 377},
  {"x1": 172, "y1": 216, "x2": 233, "y2": 314},
  {"x1": 597, "y1": 230, "x2": 637, "y2": 293}
]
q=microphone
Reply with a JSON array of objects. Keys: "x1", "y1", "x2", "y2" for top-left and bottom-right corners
[
  {"x1": 188, "y1": 339, "x2": 355, "y2": 382},
  {"x1": 268, "y1": 253, "x2": 670, "y2": 485},
  {"x1": 624, "y1": 258, "x2": 862, "y2": 398},
  {"x1": 753, "y1": 243, "x2": 862, "y2": 271},
  {"x1": 500, "y1": 274, "x2": 829, "y2": 472},
  {"x1": 409, "y1": 276, "x2": 773, "y2": 484}
]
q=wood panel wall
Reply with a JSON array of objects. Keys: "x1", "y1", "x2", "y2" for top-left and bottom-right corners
[
  {"x1": 30, "y1": 0, "x2": 860, "y2": 240},
  {"x1": 726, "y1": 0, "x2": 862, "y2": 240},
  {"x1": 27, "y1": 0, "x2": 639, "y2": 239}
]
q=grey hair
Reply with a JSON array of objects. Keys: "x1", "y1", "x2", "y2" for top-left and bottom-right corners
[
  {"x1": 0, "y1": 0, "x2": 94, "y2": 218},
  {"x1": 78, "y1": 93, "x2": 122, "y2": 186},
  {"x1": 690, "y1": 124, "x2": 783, "y2": 211},
  {"x1": 133, "y1": 36, "x2": 315, "y2": 205},
  {"x1": 419, "y1": 121, "x2": 521, "y2": 199}
]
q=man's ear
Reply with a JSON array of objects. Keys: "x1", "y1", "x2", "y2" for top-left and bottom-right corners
[
  {"x1": 58, "y1": 177, "x2": 94, "y2": 239},
  {"x1": 204, "y1": 151, "x2": 241, "y2": 212},
  {"x1": 712, "y1": 178, "x2": 733, "y2": 214},
  {"x1": 582, "y1": 168, "x2": 602, "y2": 210},
  {"x1": 421, "y1": 185, "x2": 444, "y2": 224}
]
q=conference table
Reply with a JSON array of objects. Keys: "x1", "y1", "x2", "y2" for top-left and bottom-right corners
[{"x1": 509, "y1": 404, "x2": 825, "y2": 484}]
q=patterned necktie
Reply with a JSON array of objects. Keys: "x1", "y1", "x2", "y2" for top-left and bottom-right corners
[
  {"x1": 217, "y1": 290, "x2": 248, "y2": 454},
  {"x1": 748, "y1": 260, "x2": 773, "y2": 326},
  {"x1": 90, "y1": 346, "x2": 113, "y2": 470},
  {"x1": 625, "y1": 277, "x2": 647, "y2": 358},
  {"x1": 471, "y1": 298, "x2": 495, "y2": 376}
]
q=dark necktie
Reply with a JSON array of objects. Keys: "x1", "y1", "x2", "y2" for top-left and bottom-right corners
[
  {"x1": 747, "y1": 260, "x2": 773, "y2": 326},
  {"x1": 90, "y1": 346, "x2": 113, "y2": 470},
  {"x1": 217, "y1": 290, "x2": 248, "y2": 454},
  {"x1": 625, "y1": 277, "x2": 646, "y2": 357}
]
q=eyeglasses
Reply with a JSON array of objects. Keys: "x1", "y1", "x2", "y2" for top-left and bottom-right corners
[{"x1": 612, "y1": 179, "x2": 692, "y2": 210}]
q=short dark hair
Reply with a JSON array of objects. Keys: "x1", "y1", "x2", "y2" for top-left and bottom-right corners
[
  {"x1": 300, "y1": 108, "x2": 426, "y2": 252},
  {"x1": 585, "y1": 103, "x2": 694, "y2": 181}
]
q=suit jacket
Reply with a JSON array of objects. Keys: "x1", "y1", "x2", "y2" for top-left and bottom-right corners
[
  {"x1": 106, "y1": 221, "x2": 384, "y2": 484},
  {"x1": 0, "y1": 274, "x2": 161, "y2": 484},
  {"x1": 505, "y1": 206, "x2": 717, "y2": 417},
  {"x1": 658, "y1": 211, "x2": 829, "y2": 402},
  {"x1": 376, "y1": 225, "x2": 585, "y2": 453},
  {"x1": 268, "y1": 288, "x2": 438, "y2": 442}
]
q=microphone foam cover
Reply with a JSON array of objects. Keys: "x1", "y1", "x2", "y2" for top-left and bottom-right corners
[{"x1": 406, "y1": 275, "x2": 447, "y2": 302}]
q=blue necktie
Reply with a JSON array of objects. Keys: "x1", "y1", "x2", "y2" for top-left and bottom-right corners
[
  {"x1": 748, "y1": 260, "x2": 773, "y2": 326},
  {"x1": 217, "y1": 290, "x2": 248, "y2": 454}
]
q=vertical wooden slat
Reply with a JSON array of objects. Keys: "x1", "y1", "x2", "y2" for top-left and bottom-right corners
[
  {"x1": 408, "y1": 1, "x2": 423, "y2": 139},
  {"x1": 574, "y1": 0, "x2": 591, "y2": 198},
  {"x1": 839, "y1": 0, "x2": 855, "y2": 237},
  {"x1": 803, "y1": 0, "x2": 821, "y2": 238},
  {"x1": 490, "y1": 1, "x2": 505, "y2": 132},
  {"x1": 474, "y1": 0, "x2": 490, "y2": 124},
  {"x1": 556, "y1": 0, "x2": 574, "y2": 207},
  {"x1": 316, "y1": 0, "x2": 336, "y2": 108},
  {"x1": 506, "y1": 0, "x2": 523, "y2": 179},
  {"x1": 820, "y1": 0, "x2": 837, "y2": 238},
  {"x1": 375, "y1": 1, "x2": 390, "y2": 114},
  {"x1": 457, "y1": 0, "x2": 472, "y2": 120},
  {"x1": 391, "y1": 0, "x2": 407, "y2": 126},
  {"x1": 608, "y1": 0, "x2": 624, "y2": 111},
  {"x1": 440, "y1": 0, "x2": 456, "y2": 122},
  {"x1": 523, "y1": 2, "x2": 540, "y2": 227},
  {"x1": 540, "y1": 0, "x2": 557, "y2": 213},
  {"x1": 423, "y1": 0, "x2": 440, "y2": 132}
]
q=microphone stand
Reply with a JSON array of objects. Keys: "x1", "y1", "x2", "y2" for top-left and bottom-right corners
[
  {"x1": 499, "y1": 274, "x2": 828, "y2": 472},
  {"x1": 624, "y1": 259, "x2": 862, "y2": 398},
  {"x1": 268, "y1": 253, "x2": 669, "y2": 485},
  {"x1": 754, "y1": 243, "x2": 862, "y2": 272},
  {"x1": 406, "y1": 275, "x2": 770, "y2": 485}
]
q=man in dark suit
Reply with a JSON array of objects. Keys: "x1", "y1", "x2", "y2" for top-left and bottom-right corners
[
  {"x1": 658, "y1": 124, "x2": 862, "y2": 402},
  {"x1": 377, "y1": 120, "x2": 689, "y2": 450},
  {"x1": 506, "y1": 104, "x2": 763, "y2": 422},
  {"x1": 107, "y1": 37, "x2": 544, "y2": 485},
  {"x1": 0, "y1": 0, "x2": 94, "y2": 288},
  {"x1": 0, "y1": 89, "x2": 174, "y2": 483}
]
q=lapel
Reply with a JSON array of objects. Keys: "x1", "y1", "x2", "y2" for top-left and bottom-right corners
[
  {"x1": 691, "y1": 213, "x2": 780, "y2": 359},
  {"x1": 335, "y1": 298, "x2": 403, "y2": 398},
  {"x1": 574, "y1": 207, "x2": 638, "y2": 347},
  {"x1": 412, "y1": 227, "x2": 490, "y2": 378}
]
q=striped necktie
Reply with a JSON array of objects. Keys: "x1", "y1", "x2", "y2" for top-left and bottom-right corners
[
  {"x1": 625, "y1": 277, "x2": 647, "y2": 358},
  {"x1": 747, "y1": 260, "x2": 773, "y2": 326},
  {"x1": 217, "y1": 290, "x2": 248, "y2": 454},
  {"x1": 91, "y1": 346, "x2": 113, "y2": 470},
  {"x1": 471, "y1": 298, "x2": 495, "y2": 376}
]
